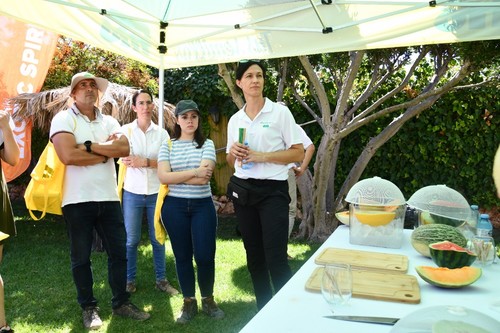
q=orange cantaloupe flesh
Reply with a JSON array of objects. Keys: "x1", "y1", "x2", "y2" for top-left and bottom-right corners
[{"x1": 415, "y1": 266, "x2": 482, "y2": 288}]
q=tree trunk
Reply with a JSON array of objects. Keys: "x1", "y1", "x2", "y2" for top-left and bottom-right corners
[
  {"x1": 219, "y1": 52, "x2": 477, "y2": 244},
  {"x1": 296, "y1": 170, "x2": 313, "y2": 237}
]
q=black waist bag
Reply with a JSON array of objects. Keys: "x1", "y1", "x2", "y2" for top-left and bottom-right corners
[{"x1": 227, "y1": 176, "x2": 249, "y2": 206}]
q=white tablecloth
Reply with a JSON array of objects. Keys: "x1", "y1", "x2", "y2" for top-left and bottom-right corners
[{"x1": 240, "y1": 225, "x2": 500, "y2": 333}]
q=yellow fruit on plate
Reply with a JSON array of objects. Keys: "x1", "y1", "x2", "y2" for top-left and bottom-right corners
[{"x1": 354, "y1": 211, "x2": 396, "y2": 226}]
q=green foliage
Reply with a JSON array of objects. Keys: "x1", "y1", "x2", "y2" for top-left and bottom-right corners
[
  {"x1": 339, "y1": 83, "x2": 499, "y2": 208},
  {"x1": 163, "y1": 65, "x2": 237, "y2": 114},
  {"x1": 264, "y1": 43, "x2": 499, "y2": 210},
  {"x1": 162, "y1": 65, "x2": 237, "y2": 135},
  {"x1": 44, "y1": 37, "x2": 158, "y2": 91},
  {"x1": 13, "y1": 40, "x2": 500, "y2": 211}
]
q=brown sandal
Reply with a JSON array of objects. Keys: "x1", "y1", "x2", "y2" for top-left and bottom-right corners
[{"x1": 0, "y1": 325, "x2": 14, "y2": 333}]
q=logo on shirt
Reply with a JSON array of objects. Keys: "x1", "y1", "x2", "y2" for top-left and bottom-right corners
[{"x1": 260, "y1": 121, "x2": 271, "y2": 128}]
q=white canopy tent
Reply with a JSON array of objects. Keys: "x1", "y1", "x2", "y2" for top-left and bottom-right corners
[{"x1": 1, "y1": 0, "x2": 500, "y2": 126}]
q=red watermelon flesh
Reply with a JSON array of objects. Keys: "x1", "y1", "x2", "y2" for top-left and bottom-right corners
[{"x1": 429, "y1": 241, "x2": 477, "y2": 269}]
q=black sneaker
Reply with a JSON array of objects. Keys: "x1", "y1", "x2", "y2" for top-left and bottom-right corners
[
  {"x1": 112, "y1": 301, "x2": 150, "y2": 321},
  {"x1": 82, "y1": 306, "x2": 102, "y2": 330},
  {"x1": 201, "y1": 296, "x2": 225, "y2": 319},
  {"x1": 176, "y1": 298, "x2": 198, "y2": 324}
]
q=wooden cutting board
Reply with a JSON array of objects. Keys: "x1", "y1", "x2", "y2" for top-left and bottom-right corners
[
  {"x1": 314, "y1": 248, "x2": 408, "y2": 273},
  {"x1": 305, "y1": 267, "x2": 421, "y2": 304}
]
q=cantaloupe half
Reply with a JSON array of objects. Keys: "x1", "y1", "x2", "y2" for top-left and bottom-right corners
[
  {"x1": 415, "y1": 266, "x2": 482, "y2": 288},
  {"x1": 335, "y1": 211, "x2": 350, "y2": 225},
  {"x1": 353, "y1": 211, "x2": 396, "y2": 227}
]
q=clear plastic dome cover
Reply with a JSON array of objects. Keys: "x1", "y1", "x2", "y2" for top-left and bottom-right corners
[
  {"x1": 390, "y1": 305, "x2": 500, "y2": 333},
  {"x1": 345, "y1": 176, "x2": 406, "y2": 206},
  {"x1": 407, "y1": 185, "x2": 471, "y2": 221}
]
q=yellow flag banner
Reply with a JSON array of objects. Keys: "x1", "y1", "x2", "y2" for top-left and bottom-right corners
[{"x1": 0, "y1": 16, "x2": 58, "y2": 182}]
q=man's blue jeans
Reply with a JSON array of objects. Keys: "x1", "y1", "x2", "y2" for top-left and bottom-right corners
[
  {"x1": 62, "y1": 201, "x2": 129, "y2": 309},
  {"x1": 122, "y1": 190, "x2": 166, "y2": 283},
  {"x1": 161, "y1": 196, "x2": 217, "y2": 298}
]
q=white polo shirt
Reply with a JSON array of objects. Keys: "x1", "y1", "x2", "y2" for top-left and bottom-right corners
[
  {"x1": 288, "y1": 124, "x2": 313, "y2": 169},
  {"x1": 49, "y1": 105, "x2": 123, "y2": 206},
  {"x1": 120, "y1": 120, "x2": 169, "y2": 195},
  {"x1": 226, "y1": 98, "x2": 302, "y2": 180}
]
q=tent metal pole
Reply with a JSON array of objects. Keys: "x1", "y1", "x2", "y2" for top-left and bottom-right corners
[
  {"x1": 158, "y1": 22, "x2": 168, "y2": 129},
  {"x1": 308, "y1": 0, "x2": 332, "y2": 33},
  {"x1": 159, "y1": 57, "x2": 165, "y2": 129}
]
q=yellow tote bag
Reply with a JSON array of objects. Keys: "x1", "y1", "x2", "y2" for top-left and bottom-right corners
[
  {"x1": 154, "y1": 184, "x2": 169, "y2": 245},
  {"x1": 117, "y1": 127, "x2": 131, "y2": 201},
  {"x1": 24, "y1": 141, "x2": 65, "y2": 220},
  {"x1": 117, "y1": 159, "x2": 126, "y2": 201},
  {"x1": 154, "y1": 139, "x2": 172, "y2": 245}
]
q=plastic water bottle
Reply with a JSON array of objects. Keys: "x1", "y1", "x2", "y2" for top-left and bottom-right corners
[
  {"x1": 460, "y1": 205, "x2": 477, "y2": 243},
  {"x1": 242, "y1": 140, "x2": 254, "y2": 169},
  {"x1": 469, "y1": 205, "x2": 479, "y2": 228},
  {"x1": 476, "y1": 214, "x2": 493, "y2": 237}
]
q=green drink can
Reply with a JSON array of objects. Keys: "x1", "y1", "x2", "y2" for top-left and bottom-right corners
[{"x1": 238, "y1": 128, "x2": 246, "y2": 144}]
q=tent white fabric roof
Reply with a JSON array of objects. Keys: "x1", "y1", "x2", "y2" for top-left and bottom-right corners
[
  {"x1": 1, "y1": 0, "x2": 499, "y2": 126},
  {"x1": 2, "y1": 0, "x2": 499, "y2": 69}
]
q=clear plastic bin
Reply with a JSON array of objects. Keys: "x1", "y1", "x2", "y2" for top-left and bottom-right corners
[
  {"x1": 349, "y1": 203, "x2": 406, "y2": 248},
  {"x1": 345, "y1": 177, "x2": 406, "y2": 249}
]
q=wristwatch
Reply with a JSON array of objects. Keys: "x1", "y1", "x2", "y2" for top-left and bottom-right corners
[{"x1": 84, "y1": 140, "x2": 92, "y2": 153}]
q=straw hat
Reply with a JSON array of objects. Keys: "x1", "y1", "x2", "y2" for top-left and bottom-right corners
[{"x1": 70, "y1": 72, "x2": 108, "y2": 94}]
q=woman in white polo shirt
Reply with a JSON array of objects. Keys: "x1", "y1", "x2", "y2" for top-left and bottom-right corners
[
  {"x1": 120, "y1": 89, "x2": 178, "y2": 296},
  {"x1": 226, "y1": 60, "x2": 304, "y2": 310}
]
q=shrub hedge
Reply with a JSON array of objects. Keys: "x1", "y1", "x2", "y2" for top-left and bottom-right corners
[{"x1": 337, "y1": 85, "x2": 499, "y2": 208}]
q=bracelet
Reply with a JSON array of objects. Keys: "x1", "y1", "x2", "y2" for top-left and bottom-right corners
[
  {"x1": 102, "y1": 156, "x2": 108, "y2": 164},
  {"x1": 146, "y1": 158, "x2": 150, "y2": 167},
  {"x1": 193, "y1": 169, "x2": 199, "y2": 178}
]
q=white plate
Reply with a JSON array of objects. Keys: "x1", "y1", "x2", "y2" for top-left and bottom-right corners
[{"x1": 390, "y1": 305, "x2": 500, "y2": 333}]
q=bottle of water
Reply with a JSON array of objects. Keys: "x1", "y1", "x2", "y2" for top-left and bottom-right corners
[
  {"x1": 469, "y1": 205, "x2": 479, "y2": 228},
  {"x1": 460, "y1": 205, "x2": 478, "y2": 243},
  {"x1": 241, "y1": 140, "x2": 254, "y2": 169},
  {"x1": 476, "y1": 213, "x2": 493, "y2": 237}
]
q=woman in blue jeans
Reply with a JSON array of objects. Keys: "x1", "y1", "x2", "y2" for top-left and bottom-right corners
[
  {"x1": 120, "y1": 90, "x2": 178, "y2": 295},
  {"x1": 157, "y1": 99, "x2": 224, "y2": 324}
]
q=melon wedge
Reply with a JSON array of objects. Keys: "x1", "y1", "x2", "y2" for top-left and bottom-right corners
[
  {"x1": 415, "y1": 266, "x2": 482, "y2": 288},
  {"x1": 335, "y1": 211, "x2": 350, "y2": 225},
  {"x1": 353, "y1": 211, "x2": 396, "y2": 227}
]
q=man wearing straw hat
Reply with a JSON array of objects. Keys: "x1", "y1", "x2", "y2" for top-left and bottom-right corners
[{"x1": 50, "y1": 72, "x2": 150, "y2": 330}]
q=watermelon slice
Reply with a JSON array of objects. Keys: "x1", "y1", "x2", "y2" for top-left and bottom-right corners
[{"x1": 429, "y1": 241, "x2": 477, "y2": 269}]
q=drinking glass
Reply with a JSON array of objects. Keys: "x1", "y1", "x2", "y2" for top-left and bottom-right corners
[
  {"x1": 321, "y1": 263, "x2": 352, "y2": 312},
  {"x1": 470, "y1": 236, "x2": 495, "y2": 266}
]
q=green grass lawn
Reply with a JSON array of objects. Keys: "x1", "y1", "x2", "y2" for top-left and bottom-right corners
[{"x1": 3, "y1": 201, "x2": 320, "y2": 333}]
